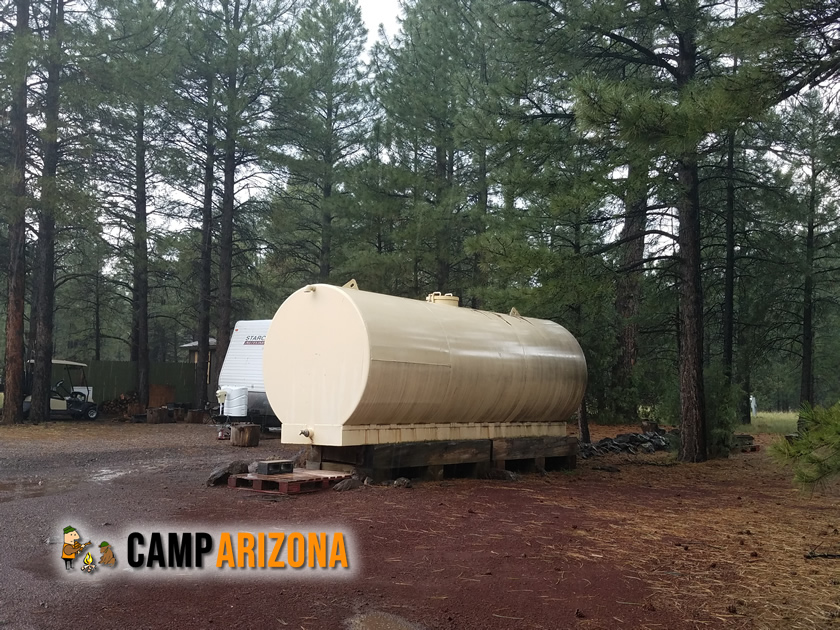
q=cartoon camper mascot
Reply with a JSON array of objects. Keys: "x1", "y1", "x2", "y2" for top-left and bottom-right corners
[
  {"x1": 99, "y1": 541, "x2": 116, "y2": 566},
  {"x1": 61, "y1": 526, "x2": 91, "y2": 570}
]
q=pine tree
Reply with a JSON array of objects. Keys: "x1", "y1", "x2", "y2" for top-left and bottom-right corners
[
  {"x1": 89, "y1": 0, "x2": 184, "y2": 407},
  {"x1": 30, "y1": 0, "x2": 68, "y2": 423},
  {"x1": 1, "y1": 0, "x2": 31, "y2": 425},
  {"x1": 371, "y1": 0, "x2": 497, "y2": 297},
  {"x1": 270, "y1": 0, "x2": 370, "y2": 284},
  {"x1": 771, "y1": 92, "x2": 840, "y2": 430},
  {"x1": 204, "y1": 0, "x2": 294, "y2": 390},
  {"x1": 172, "y1": 0, "x2": 224, "y2": 408},
  {"x1": 562, "y1": 0, "x2": 757, "y2": 461}
]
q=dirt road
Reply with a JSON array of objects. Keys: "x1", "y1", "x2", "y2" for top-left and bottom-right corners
[{"x1": 1, "y1": 421, "x2": 837, "y2": 629}]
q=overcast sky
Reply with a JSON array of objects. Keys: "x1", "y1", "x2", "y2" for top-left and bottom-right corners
[{"x1": 357, "y1": 0, "x2": 402, "y2": 45}]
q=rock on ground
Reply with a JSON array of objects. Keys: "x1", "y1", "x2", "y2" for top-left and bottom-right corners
[
  {"x1": 333, "y1": 478, "x2": 362, "y2": 492},
  {"x1": 206, "y1": 460, "x2": 250, "y2": 487}
]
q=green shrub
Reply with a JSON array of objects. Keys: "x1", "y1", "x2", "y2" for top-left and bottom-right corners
[
  {"x1": 645, "y1": 365, "x2": 738, "y2": 457},
  {"x1": 704, "y1": 366, "x2": 739, "y2": 459},
  {"x1": 773, "y1": 403, "x2": 840, "y2": 488},
  {"x1": 648, "y1": 373, "x2": 680, "y2": 427}
]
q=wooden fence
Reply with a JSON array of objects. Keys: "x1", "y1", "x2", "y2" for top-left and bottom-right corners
[{"x1": 51, "y1": 361, "x2": 196, "y2": 406}]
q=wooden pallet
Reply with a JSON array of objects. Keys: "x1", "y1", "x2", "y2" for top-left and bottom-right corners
[{"x1": 228, "y1": 469, "x2": 351, "y2": 495}]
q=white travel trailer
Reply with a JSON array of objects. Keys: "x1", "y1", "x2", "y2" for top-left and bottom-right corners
[{"x1": 217, "y1": 320, "x2": 279, "y2": 427}]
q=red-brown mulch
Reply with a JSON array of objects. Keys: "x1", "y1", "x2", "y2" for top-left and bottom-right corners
[{"x1": 1, "y1": 421, "x2": 839, "y2": 629}]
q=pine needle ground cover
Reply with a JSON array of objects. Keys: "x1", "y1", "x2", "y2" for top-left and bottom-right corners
[{"x1": 565, "y1": 425, "x2": 840, "y2": 629}]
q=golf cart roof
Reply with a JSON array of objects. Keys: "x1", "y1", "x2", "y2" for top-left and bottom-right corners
[{"x1": 27, "y1": 359, "x2": 88, "y2": 367}]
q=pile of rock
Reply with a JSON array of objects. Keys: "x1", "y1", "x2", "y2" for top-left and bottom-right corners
[{"x1": 579, "y1": 430, "x2": 675, "y2": 459}]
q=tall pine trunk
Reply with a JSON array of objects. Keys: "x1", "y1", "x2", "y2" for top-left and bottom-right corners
[
  {"x1": 434, "y1": 144, "x2": 450, "y2": 290},
  {"x1": 214, "y1": 0, "x2": 240, "y2": 393},
  {"x1": 572, "y1": 221, "x2": 591, "y2": 443},
  {"x1": 319, "y1": 98, "x2": 333, "y2": 283},
  {"x1": 2, "y1": 0, "x2": 30, "y2": 426},
  {"x1": 674, "y1": 18, "x2": 707, "y2": 463},
  {"x1": 216, "y1": 123, "x2": 235, "y2": 388},
  {"x1": 31, "y1": 0, "x2": 62, "y2": 424},
  {"x1": 28, "y1": 260, "x2": 38, "y2": 364},
  {"x1": 722, "y1": 130, "x2": 736, "y2": 385},
  {"x1": 195, "y1": 77, "x2": 215, "y2": 410},
  {"x1": 319, "y1": 184, "x2": 332, "y2": 282},
  {"x1": 676, "y1": 152, "x2": 707, "y2": 462},
  {"x1": 798, "y1": 171, "x2": 816, "y2": 433},
  {"x1": 471, "y1": 144, "x2": 488, "y2": 309},
  {"x1": 94, "y1": 265, "x2": 101, "y2": 361},
  {"x1": 133, "y1": 106, "x2": 150, "y2": 407},
  {"x1": 470, "y1": 49, "x2": 489, "y2": 310},
  {"x1": 612, "y1": 159, "x2": 647, "y2": 422}
]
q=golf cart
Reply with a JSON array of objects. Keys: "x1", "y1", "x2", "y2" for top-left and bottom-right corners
[{"x1": 22, "y1": 359, "x2": 99, "y2": 420}]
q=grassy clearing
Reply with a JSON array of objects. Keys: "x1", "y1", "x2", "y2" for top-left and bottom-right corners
[{"x1": 751, "y1": 411, "x2": 798, "y2": 434}]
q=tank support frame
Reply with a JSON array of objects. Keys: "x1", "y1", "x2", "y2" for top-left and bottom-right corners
[{"x1": 304, "y1": 434, "x2": 577, "y2": 483}]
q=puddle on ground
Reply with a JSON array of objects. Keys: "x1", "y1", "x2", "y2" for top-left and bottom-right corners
[
  {"x1": 344, "y1": 612, "x2": 425, "y2": 630},
  {"x1": 0, "y1": 477, "x2": 80, "y2": 503},
  {"x1": 90, "y1": 469, "x2": 129, "y2": 482},
  {"x1": 1, "y1": 462, "x2": 173, "y2": 503}
]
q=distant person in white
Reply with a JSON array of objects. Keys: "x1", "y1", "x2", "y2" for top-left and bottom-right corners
[{"x1": 750, "y1": 395, "x2": 757, "y2": 417}]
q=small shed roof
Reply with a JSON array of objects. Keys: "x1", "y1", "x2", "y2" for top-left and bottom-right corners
[
  {"x1": 27, "y1": 359, "x2": 88, "y2": 367},
  {"x1": 180, "y1": 337, "x2": 217, "y2": 349}
]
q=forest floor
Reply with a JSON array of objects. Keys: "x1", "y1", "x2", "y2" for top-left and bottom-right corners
[{"x1": 0, "y1": 419, "x2": 838, "y2": 630}]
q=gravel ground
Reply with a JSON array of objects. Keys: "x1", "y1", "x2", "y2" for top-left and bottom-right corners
[{"x1": 1, "y1": 420, "x2": 837, "y2": 629}]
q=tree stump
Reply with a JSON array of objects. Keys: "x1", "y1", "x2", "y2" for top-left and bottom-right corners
[
  {"x1": 146, "y1": 407, "x2": 171, "y2": 424},
  {"x1": 126, "y1": 402, "x2": 144, "y2": 417},
  {"x1": 185, "y1": 409, "x2": 208, "y2": 424},
  {"x1": 231, "y1": 423, "x2": 260, "y2": 447}
]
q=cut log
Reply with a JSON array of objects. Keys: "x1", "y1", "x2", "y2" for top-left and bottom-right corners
[
  {"x1": 231, "y1": 423, "x2": 261, "y2": 447},
  {"x1": 126, "y1": 402, "x2": 144, "y2": 416},
  {"x1": 185, "y1": 409, "x2": 207, "y2": 424},
  {"x1": 146, "y1": 407, "x2": 172, "y2": 424}
]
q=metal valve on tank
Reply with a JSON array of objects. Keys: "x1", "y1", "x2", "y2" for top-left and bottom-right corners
[{"x1": 426, "y1": 291, "x2": 459, "y2": 307}]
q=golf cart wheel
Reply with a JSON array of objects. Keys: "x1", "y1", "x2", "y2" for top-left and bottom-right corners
[{"x1": 86, "y1": 405, "x2": 99, "y2": 420}]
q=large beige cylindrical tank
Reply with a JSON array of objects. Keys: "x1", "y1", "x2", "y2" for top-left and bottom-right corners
[{"x1": 263, "y1": 284, "x2": 587, "y2": 446}]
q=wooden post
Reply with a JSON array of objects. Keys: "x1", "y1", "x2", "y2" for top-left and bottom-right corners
[
  {"x1": 305, "y1": 445, "x2": 323, "y2": 470},
  {"x1": 231, "y1": 423, "x2": 260, "y2": 447}
]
